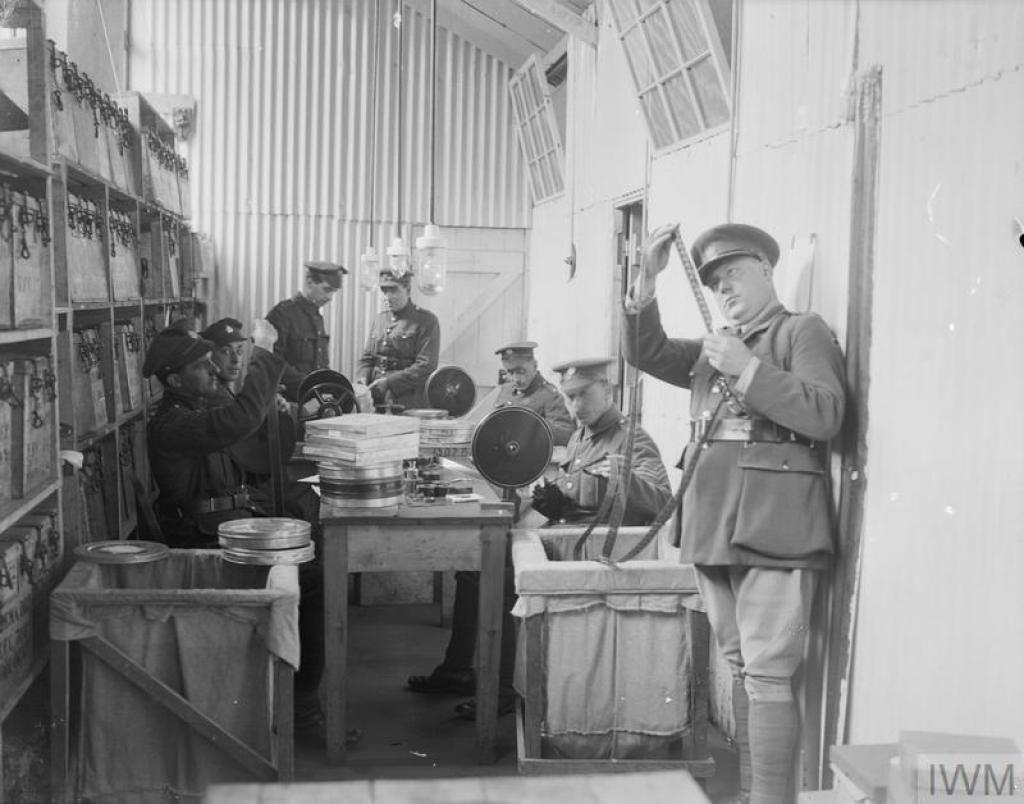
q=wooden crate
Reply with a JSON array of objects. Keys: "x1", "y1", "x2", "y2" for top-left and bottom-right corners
[
  {"x1": 5, "y1": 507, "x2": 60, "y2": 655},
  {"x1": 10, "y1": 355, "x2": 57, "y2": 498},
  {"x1": 109, "y1": 208, "x2": 140, "y2": 301},
  {"x1": 50, "y1": 552, "x2": 297, "y2": 800},
  {"x1": 113, "y1": 321, "x2": 143, "y2": 413},
  {"x1": 116, "y1": 423, "x2": 138, "y2": 535},
  {"x1": 0, "y1": 183, "x2": 15, "y2": 330},
  {"x1": 139, "y1": 223, "x2": 165, "y2": 300},
  {"x1": 70, "y1": 329, "x2": 107, "y2": 435},
  {"x1": 0, "y1": 533, "x2": 32, "y2": 706},
  {"x1": 66, "y1": 194, "x2": 108, "y2": 303},
  {"x1": 0, "y1": 357, "x2": 15, "y2": 508},
  {"x1": 8, "y1": 189, "x2": 52, "y2": 328},
  {"x1": 511, "y1": 526, "x2": 715, "y2": 779}
]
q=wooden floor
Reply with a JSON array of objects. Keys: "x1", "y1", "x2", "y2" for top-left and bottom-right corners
[{"x1": 2, "y1": 603, "x2": 739, "y2": 801}]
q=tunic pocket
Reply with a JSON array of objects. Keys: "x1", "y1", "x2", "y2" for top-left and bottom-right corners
[{"x1": 729, "y1": 443, "x2": 833, "y2": 559}]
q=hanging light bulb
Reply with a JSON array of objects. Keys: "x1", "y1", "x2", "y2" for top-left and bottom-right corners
[
  {"x1": 386, "y1": 236, "x2": 411, "y2": 278},
  {"x1": 358, "y1": 244, "x2": 380, "y2": 292},
  {"x1": 415, "y1": 223, "x2": 446, "y2": 295}
]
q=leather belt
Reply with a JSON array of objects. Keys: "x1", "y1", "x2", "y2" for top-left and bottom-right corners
[
  {"x1": 182, "y1": 489, "x2": 252, "y2": 516},
  {"x1": 690, "y1": 417, "x2": 815, "y2": 447}
]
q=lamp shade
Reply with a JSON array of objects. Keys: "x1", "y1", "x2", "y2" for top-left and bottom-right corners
[
  {"x1": 386, "y1": 236, "x2": 412, "y2": 278},
  {"x1": 415, "y1": 223, "x2": 446, "y2": 295},
  {"x1": 358, "y1": 245, "x2": 380, "y2": 292}
]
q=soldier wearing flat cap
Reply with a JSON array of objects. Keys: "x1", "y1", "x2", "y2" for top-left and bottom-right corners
[
  {"x1": 623, "y1": 222, "x2": 846, "y2": 803},
  {"x1": 355, "y1": 267, "x2": 440, "y2": 411},
  {"x1": 143, "y1": 318, "x2": 332, "y2": 744},
  {"x1": 266, "y1": 261, "x2": 346, "y2": 402},
  {"x1": 492, "y1": 341, "x2": 574, "y2": 446}
]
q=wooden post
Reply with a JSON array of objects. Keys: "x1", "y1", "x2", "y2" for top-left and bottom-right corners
[
  {"x1": 323, "y1": 524, "x2": 349, "y2": 765},
  {"x1": 475, "y1": 522, "x2": 507, "y2": 764}
]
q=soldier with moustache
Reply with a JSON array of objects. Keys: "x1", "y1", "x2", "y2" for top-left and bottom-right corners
[{"x1": 355, "y1": 267, "x2": 440, "y2": 411}]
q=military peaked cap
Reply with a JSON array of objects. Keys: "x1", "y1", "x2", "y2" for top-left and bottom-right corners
[
  {"x1": 304, "y1": 261, "x2": 347, "y2": 288},
  {"x1": 690, "y1": 223, "x2": 780, "y2": 286},
  {"x1": 495, "y1": 341, "x2": 538, "y2": 361},
  {"x1": 142, "y1": 323, "x2": 214, "y2": 379},
  {"x1": 200, "y1": 317, "x2": 247, "y2": 347},
  {"x1": 378, "y1": 268, "x2": 412, "y2": 288},
  {"x1": 552, "y1": 357, "x2": 615, "y2": 395}
]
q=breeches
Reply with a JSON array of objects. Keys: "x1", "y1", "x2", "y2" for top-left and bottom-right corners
[{"x1": 695, "y1": 565, "x2": 818, "y2": 703}]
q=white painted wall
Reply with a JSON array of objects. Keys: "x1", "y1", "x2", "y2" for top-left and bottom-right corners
[{"x1": 526, "y1": 0, "x2": 1024, "y2": 751}]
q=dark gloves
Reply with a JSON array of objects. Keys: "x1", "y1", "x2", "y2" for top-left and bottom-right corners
[{"x1": 531, "y1": 480, "x2": 581, "y2": 522}]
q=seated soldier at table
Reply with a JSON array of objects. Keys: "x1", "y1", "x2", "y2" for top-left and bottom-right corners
[
  {"x1": 200, "y1": 316, "x2": 318, "y2": 526},
  {"x1": 407, "y1": 357, "x2": 672, "y2": 721},
  {"x1": 143, "y1": 319, "x2": 341, "y2": 745},
  {"x1": 531, "y1": 357, "x2": 672, "y2": 525},
  {"x1": 492, "y1": 340, "x2": 574, "y2": 447}
]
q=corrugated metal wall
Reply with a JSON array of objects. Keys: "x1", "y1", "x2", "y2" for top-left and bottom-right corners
[{"x1": 128, "y1": 0, "x2": 528, "y2": 375}]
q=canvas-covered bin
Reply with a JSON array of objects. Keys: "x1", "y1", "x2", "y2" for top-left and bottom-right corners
[
  {"x1": 512, "y1": 526, "x2": 706, "y2": 765},
  {"x1": 50, "y1": 550, "x2": 300, "y2": 803}
]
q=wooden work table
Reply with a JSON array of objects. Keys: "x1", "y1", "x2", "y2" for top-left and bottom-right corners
[{"x1": 318, "y1": 465, "x2": 514, "y2": 764}]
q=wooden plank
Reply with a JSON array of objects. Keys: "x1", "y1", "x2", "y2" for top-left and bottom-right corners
[
  {"x1": 323, "y1": 524, "x2": 349, "y2": 765},
  {"x1": 474, "y1": 522, "x2": 507, "y2": 764},
  {"x1": 348, "y1": 526, "x2": 481, "y2": 573},
  {"x1": 510, "y1": 0, "x2": 597, "y2": 46},
  {"x1": 273, "y1": 659, "x2": 294, "y2": 782},
  {"x1": 521, "y1": 615, "x2": 546, "y2": 760},
  {"x1": 49, "y1": 639, "x2": 70, "y2": 804},
  {"x1": 518, "y1": 755, "x2": 717, "y2": 778},
  {"x1": 821, "y1": 66, "x2": 883, "y2": 789},
  {"x1": 687, "y1": 609, "x2": 711, "y2": 761},
  {"x1": 79, "y1": 636, "x2": 279, "y2": 781}
]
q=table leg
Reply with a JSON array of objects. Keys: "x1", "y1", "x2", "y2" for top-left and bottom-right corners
[
  {"x1": 475, "y1": 523, "x2": 506, "y2": 764},
  {"x1": 324, "y1": 524, "x2": 349, "y2": 764}
]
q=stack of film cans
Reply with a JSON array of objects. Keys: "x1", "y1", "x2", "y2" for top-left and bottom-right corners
[{"x1": 218, "y1": 518, "x2": 315, "y2": 565}]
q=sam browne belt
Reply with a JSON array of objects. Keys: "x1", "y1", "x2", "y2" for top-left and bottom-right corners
[{"x1": 690, "y1": 417, "x2": 815, "y2": 447}]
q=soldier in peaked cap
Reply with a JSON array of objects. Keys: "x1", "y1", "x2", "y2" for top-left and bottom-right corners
[
  {"x1": 408, "y1": 356, "x2": 672, "y2": 721},
  {"x1": 200, "y1": 317, "x2": 248, "y2": 387},
  {"x1": 405, "y1": 340, "x2": 575, "y2": 713},
  {"x1": 535, "y1": 357, "x2": 671, "y2": 525},
  {"x1": 266, "y1": 260, "x2": 346, "y2": 402},
  {"x1": 492, "y1": 341, "x2": 574, "y2": 446},
  {"x1": 144, "y1": 318, "x2": 341, "y2": 745},
  {"x1": 355, "y1": 267, "x2": 440, "y2": 412},
  {"x1": 623, "y1": 222, "x2": 845, "y2": 803}
]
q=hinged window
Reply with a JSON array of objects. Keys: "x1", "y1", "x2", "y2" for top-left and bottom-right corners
[
  {"x1": 609, "y1": 0, "x2": 733, "y2": 149},
  {"x1": 509, "y1": 54, "x2": 566, "y2": 203}
]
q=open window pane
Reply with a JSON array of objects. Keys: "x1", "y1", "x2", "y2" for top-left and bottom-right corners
[
  {"x1": 640, "y1": 89, "x2": 676, "y2": 148},
  {"x1": 668, "y1": 0, "x2": 707, "y2": 61},
  {"x1": 614, "y1": 0, "x2": 732, "y2": 148},
  {"x1": 689, "y1": 57, "x2": 730, "y2": 127},
  {"x1": 644, "y1": 10, "x2": 678, "y2": 77},
  {"x1": 607, "y1": 0, "x2": 638, "y2": 30},
  {"x1": 623, "y1": 26, "x2": 656, "y2": 87},
  {"x1": 662, "y1": 74, "x2": 701, "y2": 139},
  {"x1": 508, "y1": 55, "x2": 566, "y2": 203}
]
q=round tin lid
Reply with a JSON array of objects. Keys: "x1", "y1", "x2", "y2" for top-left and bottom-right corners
[
  {"x1": 74, "y1": 540, "x2": 170, "y2": 565},
  {"x1": 221, "y1": 542, "x2": 316, "y2": 566}
]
